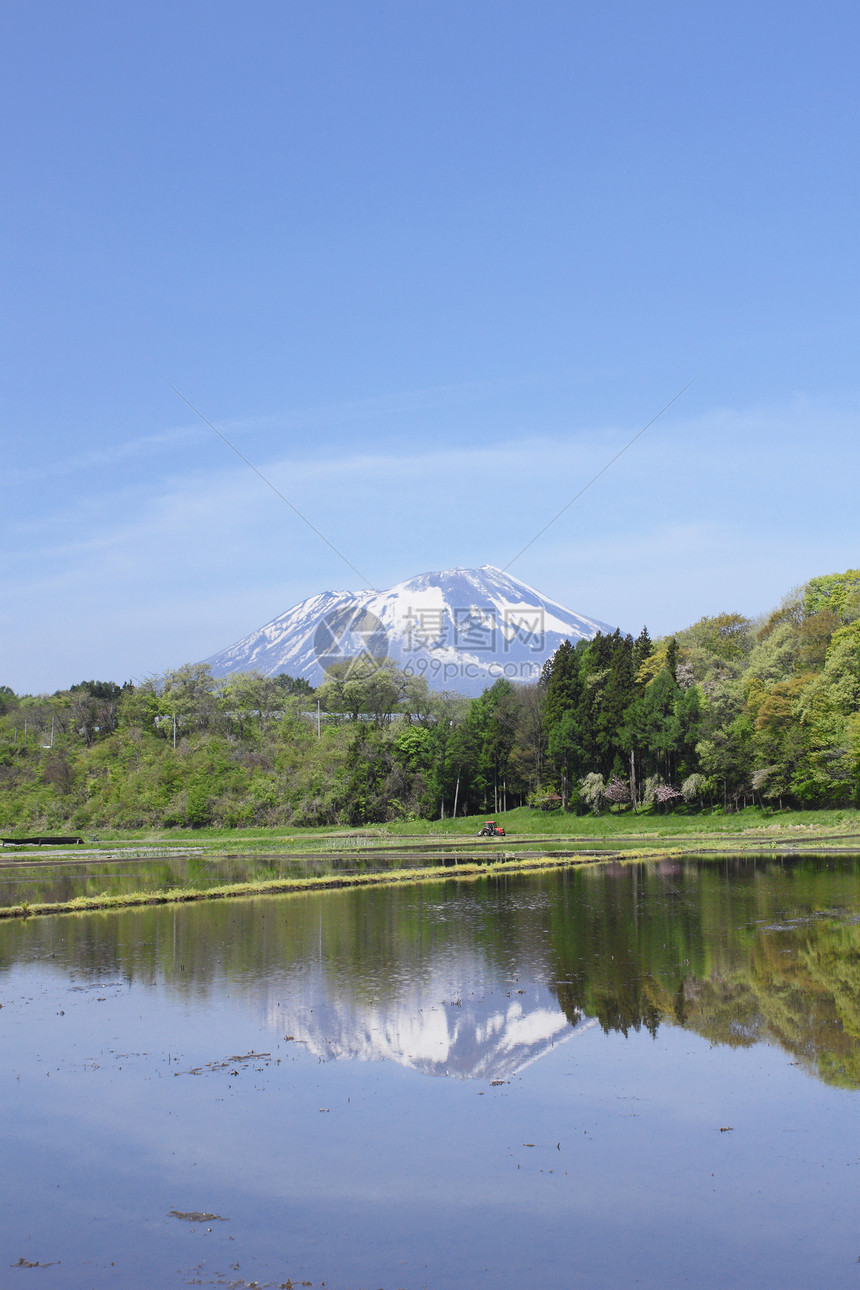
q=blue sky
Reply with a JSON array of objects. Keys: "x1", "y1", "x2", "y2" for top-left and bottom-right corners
[{"x1": 2, "y1": 0, "x2": 857, "y2": 693}]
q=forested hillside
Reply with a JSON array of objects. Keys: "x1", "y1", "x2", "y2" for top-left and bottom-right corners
[{"x1": 2, "y1": 569, "x2": 859, "y2": 830}]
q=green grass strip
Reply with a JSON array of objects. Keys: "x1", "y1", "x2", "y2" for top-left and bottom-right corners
[{"x1": 0, "y1": 849, "x2": 684, "y2": 921}]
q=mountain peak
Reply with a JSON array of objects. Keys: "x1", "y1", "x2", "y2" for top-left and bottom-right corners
[{"x1": 207, "y1": 566, "x2": 614, "y2": 694}]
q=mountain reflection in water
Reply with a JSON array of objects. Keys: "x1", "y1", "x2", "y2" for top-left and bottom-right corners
[
  {"x1": 4, "y1": 856, "x2": 859, "y2": 1089},
  {"x1": 262, "y1": 968, "x2": 594, "y2": 1079}
]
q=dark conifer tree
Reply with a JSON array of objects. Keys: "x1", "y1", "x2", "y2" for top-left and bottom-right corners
[
  {"x1": 598, "y1": 633, "x2": 636, "y2": 778},
  {"x1": 665, "y1": 636, "x2": 679, "y2": 681},
  {"x1": 632, "y1": 627, "x2": 653, "y2": 674},
  {"x1": 542, "y1": 638, "x2": 587, "y2": 807},
  {"x1": 543, "y1": 640, "x2": 581, "y2": 731}
]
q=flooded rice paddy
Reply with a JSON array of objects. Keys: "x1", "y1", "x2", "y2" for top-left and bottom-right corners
[
  {"x1": 0, "y1": 838, "x2": 623, "y2": 909},
  {"x1": 2, "y1": 855, "x2": 860, "y2": 1288}
]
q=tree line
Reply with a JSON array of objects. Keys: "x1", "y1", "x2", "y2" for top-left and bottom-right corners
[{"x1": 1, "y1": 567, "x2": 858, "y2": 829}]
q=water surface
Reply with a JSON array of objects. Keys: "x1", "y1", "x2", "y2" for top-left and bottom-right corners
[{"x1": 2, "y1": 857, "x2": 859, "y2": 1288}]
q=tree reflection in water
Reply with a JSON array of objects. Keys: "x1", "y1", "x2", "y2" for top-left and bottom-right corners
[{"x1": 2, "y1": 855, "x2": 859, "y2": 1088}]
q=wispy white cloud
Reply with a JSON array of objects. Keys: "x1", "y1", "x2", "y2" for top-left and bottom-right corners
[
  {"x1": 4, "y1": 367, "x2": 582, "y2": 494},
  {"x1": 0, "y1": 423, "x2": 206, "y2": 488},
  {"x1": 2, "y1": 393, "x2": 857, "y2": 692},
  {"x1": 167, "y1": 365, "x2": 587, "y2": 440}
]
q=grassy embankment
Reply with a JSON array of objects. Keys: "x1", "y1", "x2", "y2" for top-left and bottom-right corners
[
  {"x1": 0, "y1": 852, "x2": 677, "y2": 921},
  {"x1": 8, "y1": 802, "x2": 855, "y2": 847},
  {"x1": 2, "y1": 804, "x2": 859, "y2": 920}
]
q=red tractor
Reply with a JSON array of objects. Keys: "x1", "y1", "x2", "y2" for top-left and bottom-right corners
[{"x1": 476, "y1": 820, "x2": 506, "y2": 837}]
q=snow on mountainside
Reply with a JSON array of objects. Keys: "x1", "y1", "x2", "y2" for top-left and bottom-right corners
[
  {"x1": 206, "y1": 564, "x2": 614, "y2": 695},
  {"x1": 254, "y1": 966, "x2": 597, "y2": 1081}
]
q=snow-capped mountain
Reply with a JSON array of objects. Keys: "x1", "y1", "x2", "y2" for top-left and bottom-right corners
[
  {"x1": 257, "y1": 967, "x2": 596, "y2": 1081},
  {"x1": 206, "y1": 564, "x2": 614, "y2": 694}
]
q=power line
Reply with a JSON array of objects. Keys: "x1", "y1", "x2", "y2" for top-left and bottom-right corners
[
  {"x1": 502, "y1": 379, "x2": 696, "y2": 573},
  {"x1": 163, "y1": 380, "x2": 374, "y2": 588}
]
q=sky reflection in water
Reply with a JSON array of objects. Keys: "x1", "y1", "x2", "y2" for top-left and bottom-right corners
[{"x1": 1, "y1": 858, "x2": 860, "y2": 1289}]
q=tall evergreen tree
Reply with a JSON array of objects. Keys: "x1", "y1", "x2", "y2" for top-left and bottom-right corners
[{"x1": 632, "y1": 627, "x2": 653, "y2": 674}]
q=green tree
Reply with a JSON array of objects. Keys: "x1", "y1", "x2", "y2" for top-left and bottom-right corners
[
  {"x1": 466, "y1": 678, "x2": 519, "y2": 813},
  {"x1": 632, "y1": 627, "x2": 653, "y2": 673},
  {"x1": 158, "y1": 663, "x2": 218, "y2": 733},
  {"x1": 804, "y1": 569, "x2": 860, "y2": 619},
  {"x1": 797, "y1": 611, "x2": 841, "y2": 672},
  {"x1": 747, "y1": 674, "x2": 814, "y2": 805},
  {"x1": 696, "y1": 675, "x2": 754, "y2": 809},
  {"x1": 794, "y1": 619, "x2": 860, "y2": 804},
  {"x1": 317, "y1": 659, "x2": 430, "y2": 727},
  {"x1": 542, "y1": 639, "x2": 586, "y2": 805},
  {"x1": 507, "y1": 682, "x2": 546, "y2": 800},
  {"x1": 746, "y1": 620, "x2": 802, "y2": 688}
]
